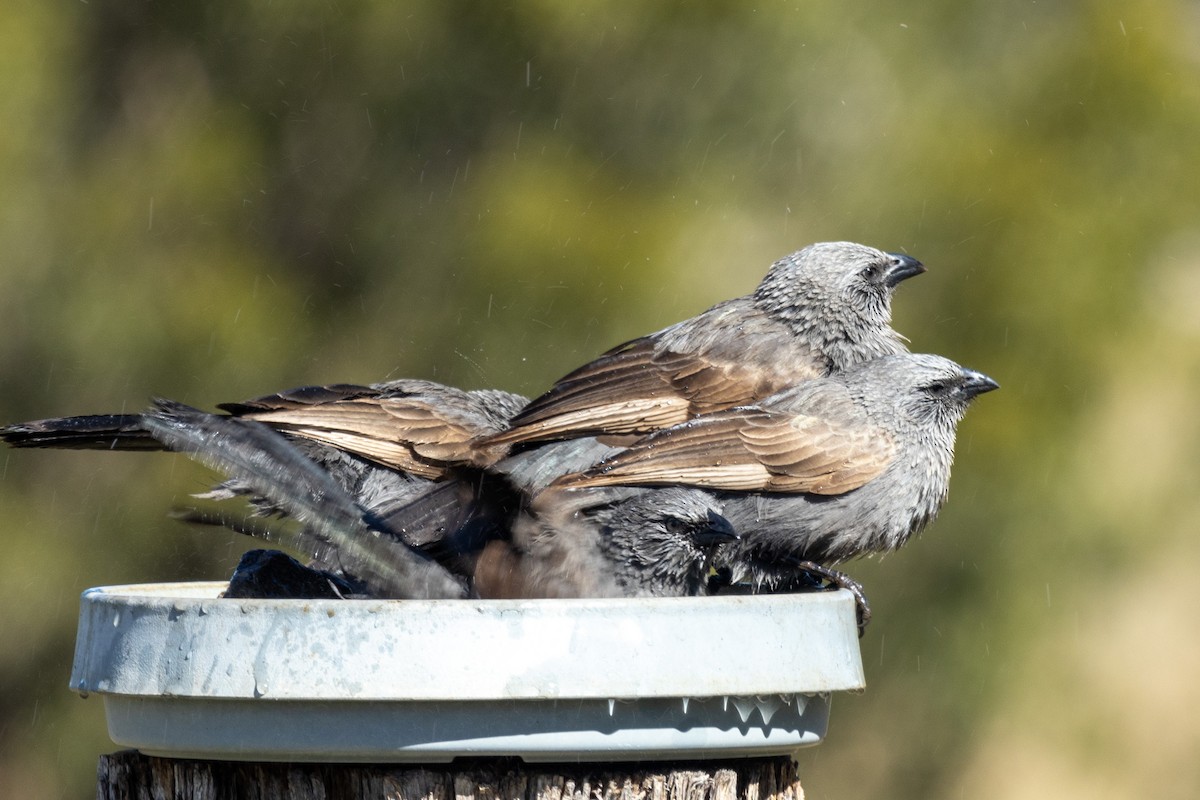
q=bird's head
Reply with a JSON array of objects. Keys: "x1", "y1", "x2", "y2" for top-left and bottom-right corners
[
  {"x1": 595, "y1": 487, "x2": 738, "y2": 594},
  {"x1": 754, "y1": 241, "x2": 924, "y2": 368},
  {"x1": 850, "y1": 353, "x2": 999, "y2": 434}
]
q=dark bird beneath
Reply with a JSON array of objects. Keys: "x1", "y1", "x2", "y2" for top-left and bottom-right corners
[
  {"x1": 222, "y1": 548, "x2": 367, "y2": 600},
  {"x1": 352, "y1": 432, "x2": 738, "y2": 598},
  {"x1": 471, "y1": 485, "x2": 739, "y2": 599}
]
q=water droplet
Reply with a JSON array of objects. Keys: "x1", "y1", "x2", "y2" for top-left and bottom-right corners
[
  {"x1": 755, "y1": 696, "x2": 783, "y2": 724},
  {"x1": 731, "y1": 697, "x2": 755, "y2": 723}
]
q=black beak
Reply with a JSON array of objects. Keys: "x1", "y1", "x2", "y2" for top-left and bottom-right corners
[
  {"x1": 693, "y1": 509, "x2": 740, "y2": 547},
  {"x1": 883, "y1": 253, "x2": 926, "y2": 288},
  {"x1": 960, "y1": 369, "x2": 1000, "y2": 398}
]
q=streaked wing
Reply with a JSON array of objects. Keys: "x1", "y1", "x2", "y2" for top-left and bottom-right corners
[
  {"x1": 657, "y1": 349, "x2": 824, "y2": 415},
  {"x1": 490, "y1": 340, "x2": 689, "y2": 443},
  {"x1": 556, "y1": 408, "x2": 894, "y2": 495},
  {"x1": 237, "y1": 399, "x2": 485, "y2": 478},
  {"x1": 491, "y1": 339, "x2": 813, "y2": 444},
  {"x1": 223, "y1": 384, "x2": 496, "y2": 478},
  {"x1": 737, "y1": 412, "x2": 894, "y2": 494}
]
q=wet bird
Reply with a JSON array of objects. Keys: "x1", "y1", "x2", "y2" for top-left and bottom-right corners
[
  {"x1": 555, "y1": 353, "x2": 998, "y2": 611},
  {"x1": 146, "y1": 399, "x2": 737, "y2": 600},
  {"x1": 483, "y1": 242, "x2": 924, "y2": 448}
]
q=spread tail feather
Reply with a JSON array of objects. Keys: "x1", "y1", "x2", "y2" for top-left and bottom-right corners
[{"x1": 142, "y1": 399, "x2": 467, "y2": 600}]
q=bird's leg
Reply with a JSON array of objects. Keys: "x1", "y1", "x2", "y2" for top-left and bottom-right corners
[
  {"x1": 791, "y1": 560, "x2": 871, "y2": 637},
  {"x1": 708, "y1": 559, "x2": 871, "y2": 636}
]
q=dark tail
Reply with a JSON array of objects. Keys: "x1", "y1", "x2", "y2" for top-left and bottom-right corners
[{"x1": 0, "y1": 414, "x2": 160, "y2": 450}]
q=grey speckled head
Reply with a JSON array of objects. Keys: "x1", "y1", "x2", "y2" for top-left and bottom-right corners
[
  {"x1": 844, "y1": 353, "x2": 999, "y2": 437},
  {"x1": 753, "y1": 241, "x2": 925, "y2": 370},
  {"x1": 592, "y1": 487, "x2": 737, "y2": 595}
]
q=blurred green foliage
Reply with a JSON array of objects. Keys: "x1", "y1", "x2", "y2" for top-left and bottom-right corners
[{"x1": 2, "y1": 2, "x2": 1199, "y2": 797}]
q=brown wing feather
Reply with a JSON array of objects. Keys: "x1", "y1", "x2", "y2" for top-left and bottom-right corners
[
  {"x1": 490, "y1": 341, "x2": 815, "y2": 445},
  {"x1": 556, "y1": 409, "x2": 894, "y2": 496},
  {"x1": 489, "y1": 342, "x2": 685, "y2": 443},
  {"x1": 657, "y1": 352, "x2": 822, "y2": 415},
  {"x1": 736, "y1": 414, "x2": 894, "y2": 493},
  {"x1": 243, "y1": 398, "x2": 488, "y2": 478}
]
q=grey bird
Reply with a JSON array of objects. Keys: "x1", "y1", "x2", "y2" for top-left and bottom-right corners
[
  {"x1": 149, "y1": 399, "x2": 737, "y2": 600},
  {"x1": 483, "y1": 242, "x2": 924, "y2": 448},
  {"x1": 0, "y1": 379, "x2": 528, "y2": 478},
  {"x1": 554, "y1": 353, "x2": 998, "y2": 601},
  {"x1": 5, "y1": 379, "x2": 713, "y2": 595},
  {"x1": 1, "y1": 378, "x2": 533, "y2": 551}
]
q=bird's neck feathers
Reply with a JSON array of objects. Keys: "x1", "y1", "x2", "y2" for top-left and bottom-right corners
[
  {"x1": 752, "y1": 277, "x2": 904, "y2": 371},
  {"x1": 599, "y1": 515, "x2": 705, "y2": 596}
]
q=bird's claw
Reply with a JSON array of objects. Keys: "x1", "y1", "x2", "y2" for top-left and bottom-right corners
[{"x1": 792, "y1": 560, "x2": 871, "y2": 637}]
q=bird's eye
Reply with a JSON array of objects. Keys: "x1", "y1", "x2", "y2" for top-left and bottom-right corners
[
  {"x1": 860, "y1": 263, "x2": 882, "y2": 281},
  {"x1": 924, "y1": 379, "x2": 955, "y2": 397},
  {"x1": 664, "y1": 518, "x2": 688, "y2": 535}
]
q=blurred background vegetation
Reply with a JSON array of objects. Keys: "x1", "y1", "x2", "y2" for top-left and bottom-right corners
[{"x1": 1, "y1": 1, "x2": 1198, "y2": 797}]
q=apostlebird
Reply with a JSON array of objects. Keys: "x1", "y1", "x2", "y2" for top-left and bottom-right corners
[
  {"x1": 2, "y1": 243, "x2": 918, "y2": 493},
  {"x1": 483, "y1": 242, "x2": 924, "y2": 448},
  {"x1": 2, "y1": 380, "x2": 675, "y2": 592},
  {"x1": 2, "y1": 379, "x2": 530, "y2": 544},
  {"x1": 149, "y1": 399, "x2": 737, "y2": 600},
  {"x1": 554, "y1": 353, "x2": 998, "y2": 611}
]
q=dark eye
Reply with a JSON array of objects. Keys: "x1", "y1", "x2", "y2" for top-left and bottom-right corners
[
  {"x1": 924, "y1": 379, "x2": 955, "y2": 397},
  {"x1": 860, "y1": 262, "x2": 882, "y2": 282},
  {"x1": 664, "y1": 518, "x2": 688, "y2": 535}
]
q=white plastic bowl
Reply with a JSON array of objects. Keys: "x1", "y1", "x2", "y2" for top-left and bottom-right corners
[{"x1": 70, "y1": 582, "x2": 865, "y2": 762}]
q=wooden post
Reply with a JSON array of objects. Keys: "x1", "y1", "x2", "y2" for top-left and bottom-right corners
[{"x1": 97, "y1": 751, "x2": 804, "y2": 800}]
